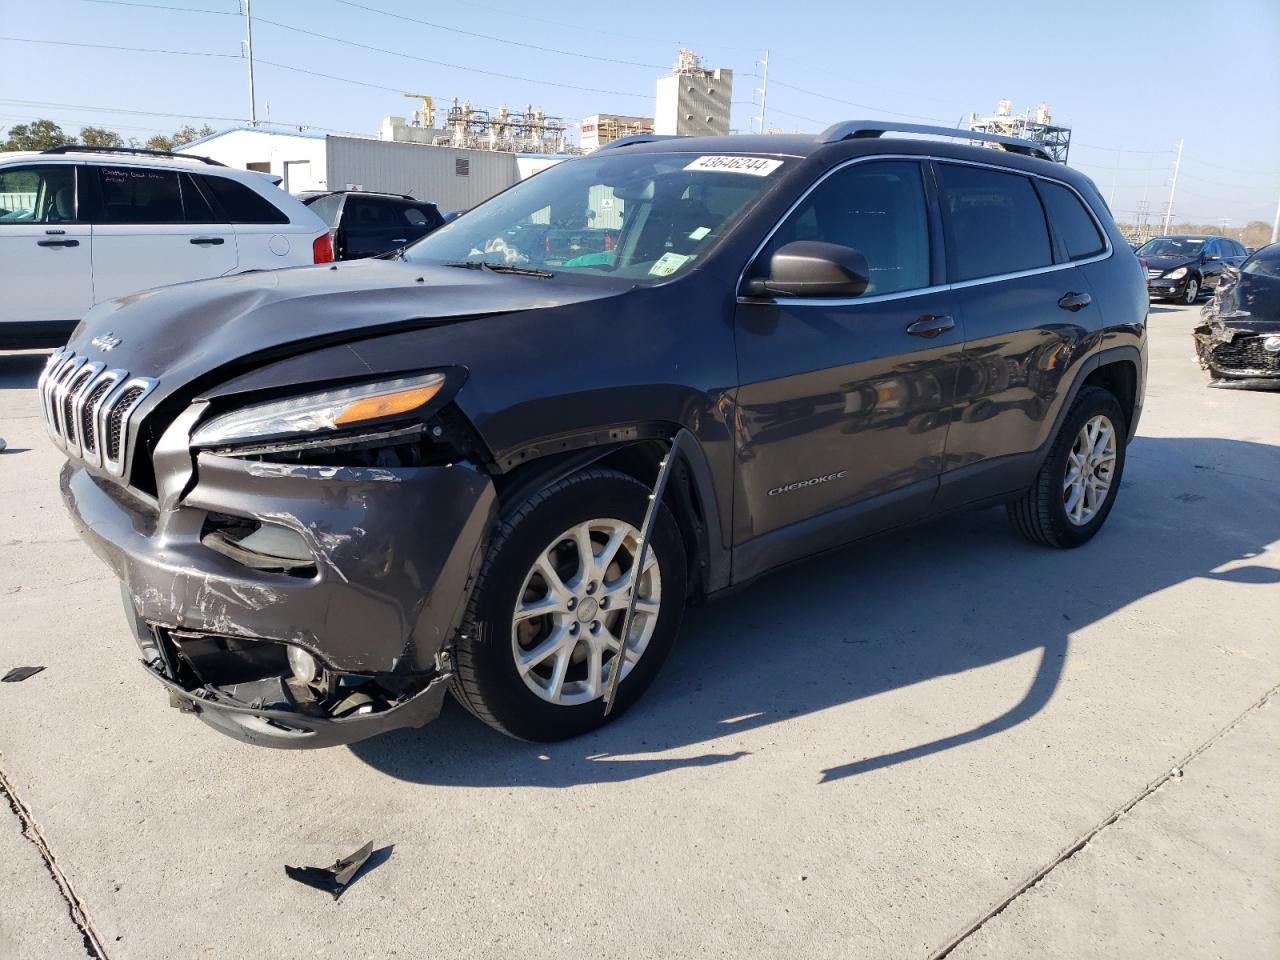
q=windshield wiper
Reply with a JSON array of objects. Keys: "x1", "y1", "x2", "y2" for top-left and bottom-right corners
[{"x1": 444, "y1": 260, "x2": 554, "y2": 278}]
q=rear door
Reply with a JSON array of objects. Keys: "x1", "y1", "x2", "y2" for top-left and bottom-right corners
[
  {"x1": 0, "y1": 163, "x2": 93, "y2": 329},
  {"x1": 87, "y1": 164, "x2": 237, "y2": 302},
  {"x1": 337, "y1": 195, "x2": 409, "y2": 259},
  {"x1": 933, "y1": 162, "x2": 1102, "y2": 509},
  {"x1": 732, "y1": 158, "x2": 963, "y2": 571},
  {"x1": 196, "y1": 173, "x2": 307, "y2": 267}
]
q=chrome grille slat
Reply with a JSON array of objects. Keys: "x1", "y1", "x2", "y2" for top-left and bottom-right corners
[{"x1": 39, "y1": 350, "x2": 158, "y2": 478}]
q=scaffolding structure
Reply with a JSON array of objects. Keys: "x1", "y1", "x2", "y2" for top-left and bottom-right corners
[
  {"x1": 431, "y1": 99, "x2": 574, "y2": 154},
  {"x1": 967, "y1": 100, "x2": 1072, "y2": 163}
]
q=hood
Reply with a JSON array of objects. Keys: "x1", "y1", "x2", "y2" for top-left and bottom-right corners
[
  {"x1": 67, "y1": 258, "x2": 619, "y2": 393},
  {"x1": 1141, "y1": 254, "x2": 1197, "y2": 272},
  {"x1": 1204, "y1": 270, "x2": 1280, "y2": 329}
]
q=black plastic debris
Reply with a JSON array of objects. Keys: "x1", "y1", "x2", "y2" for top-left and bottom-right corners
[
  {"x1": 285, "y1": 841, "x2": 375, "y2": 900},
  {"x1": 2, "y1": 666, "x2": 45, "y2": 683}
]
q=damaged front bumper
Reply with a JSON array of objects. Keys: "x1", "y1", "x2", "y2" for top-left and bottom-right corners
[
  {"x1": 61, "y1": 448, "x2": 496, "y2": 748},
  {"x1": 1193, "y1": 323, "x2": 1280, "y2": 388}
]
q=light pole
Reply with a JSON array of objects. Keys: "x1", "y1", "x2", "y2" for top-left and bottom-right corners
[
  {"x1": 754, "y1": 50, "x2": 769, "y2": 134},
  {"x1": 1161, "y1": 138, "x2": 1183, "y2": 235},
  {"x1": 243, "y1": 0, "x2": 257, "y2": 126}
]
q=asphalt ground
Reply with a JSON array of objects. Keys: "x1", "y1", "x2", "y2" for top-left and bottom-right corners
[{"x1": 1, "y1": 299, "x2": 1276, "y2": 959}]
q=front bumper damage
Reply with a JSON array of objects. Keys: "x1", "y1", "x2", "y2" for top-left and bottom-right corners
[
  {"x1": 62, "y1": 447, "x2": 496, "y2": 748},
  {"x1": 1193, "y1": 288, "x2": 1280, "y2": 390}
]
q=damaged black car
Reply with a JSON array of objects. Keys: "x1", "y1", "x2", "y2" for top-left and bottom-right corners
[
  {"x1": 1194, "y1": 242, "x2": 1280, "y2": 389},
  {"x1": 43, "y1": 122, "x2": 1147, "y2": 748}
]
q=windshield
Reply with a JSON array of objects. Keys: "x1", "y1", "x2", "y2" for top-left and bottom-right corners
[
  {"x1": 1137, "y1": 238, "x2": 1205, "y2": 258},
  {"x1": 403, "y1": 152, "x2": 785, "y2": 282},
  {"x1": 1241, "y1": 245, "x2": 1280, "y2": 279}
]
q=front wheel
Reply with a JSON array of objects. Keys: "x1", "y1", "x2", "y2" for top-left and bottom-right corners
[
  {"x1": 1183, "y1": 277, "x2": 1200, "y2": 304},
  {"x1": 450, "y1": 467, "x2": 686, "y2": 741},
  {"x1": 1007, "y1": 386, "x2": 1127, "y2": 548}
]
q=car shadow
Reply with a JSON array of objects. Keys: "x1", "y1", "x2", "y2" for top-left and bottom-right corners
[
  {"x1": 349, "y1": 435, "x2": 1280, "y2": 787},
  {"x1": 0, "y1": 351, "x2": 52, "y2": 390}
]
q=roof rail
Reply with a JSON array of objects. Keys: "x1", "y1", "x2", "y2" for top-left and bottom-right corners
[
  {"x1": 598, "y1": 134, "x2": 688, "y2": 150},
  {"x1": 818, "y1": 120, "x2": 1051, "y2": 161},
  {"x1": 40, "y1": 145, "x2": 226, "y2": 166}
]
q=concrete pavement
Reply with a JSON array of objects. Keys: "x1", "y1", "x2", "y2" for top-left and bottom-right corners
[{"x1": 0, "y1": 300, "x2": 1276, "y2": 959}]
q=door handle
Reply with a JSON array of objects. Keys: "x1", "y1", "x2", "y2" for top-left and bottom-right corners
[
  {"x1": 36, "y1": 239, "x2": 79, "y2": 247},
  {"x1": 906, "y1": 314, "x2": 955, "y2": 338},
  {"x1": 190, "y1": 237, "x2": 225, "y2": 245},
  {"x1": 1057, "y1": 291, "x2": 1092, "y2": 312}
]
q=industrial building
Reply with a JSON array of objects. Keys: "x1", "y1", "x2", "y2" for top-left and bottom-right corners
[
  {"x1": 968, "y1": 100, "x2": 1072, "y2": 163},
  {"x1": 176, "y1": 127, "x2": 569, "y2": 210},
  {"x1": 655, "y1": 49, "x2": 732, "y2": 138},
  {"x1": 580, "y1": 114, "x2": 655, "y2": 151}
]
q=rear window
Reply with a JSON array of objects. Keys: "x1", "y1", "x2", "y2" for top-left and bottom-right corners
[
  {"x1": 200, "y1": 175, "x2": 289, "y2": 224},
  {"x1": 938, "y1": 164, "x2": 1053, "y2": 282},
  {"x1": 1037, "y1": 180, "x2": 1105, "y2": 261}
]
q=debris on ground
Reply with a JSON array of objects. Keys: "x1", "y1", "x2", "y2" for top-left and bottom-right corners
[
  {"x1": 2, "y1": 666, "x2": 45, "y2": 682},
  {"x1": 285, "y1": 841, "x2": 376, "y2": 900},
  {"x1": 0, "y1": 438, "x2": 7, "y2": 452}
]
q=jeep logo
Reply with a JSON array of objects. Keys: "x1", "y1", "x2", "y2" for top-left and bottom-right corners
[
  {"x1": 768, "y1": 470, "x2": 848, "y2": 496},
  {"x1": 91, "y1": 332, "x2": 123, "y2": 351}
]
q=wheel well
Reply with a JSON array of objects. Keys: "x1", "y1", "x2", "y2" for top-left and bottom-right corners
[
  {"x1": 492, "y1": 440, "x2": 711, "y2": 600},
  {"x1": 1082, "y1": 360, "x2": 1137, "y2": 432}
]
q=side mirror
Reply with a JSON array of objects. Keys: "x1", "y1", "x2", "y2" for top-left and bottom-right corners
[
  {"x1": 743, "y1": 240, "x2": 870, "y2": 299},
  {"x1": 1206, "y1": 253, "x2": 1221, "y2": 262}
]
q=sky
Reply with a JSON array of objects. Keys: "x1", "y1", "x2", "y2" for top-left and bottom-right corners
[{"x1": 2, "y1": 0, "x2": 1278, "y2": 227}]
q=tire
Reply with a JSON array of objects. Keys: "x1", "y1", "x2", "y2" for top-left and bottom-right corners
[
  {"x1": 450, "y1": 467, "x2": 686, "y2": 741},
  {"x1": 1183, "y1": 277, "x2": 1200, "y2": 304},
  {"x1": 1007, "y1": 386, "x2": 1127, "y2": 549}
]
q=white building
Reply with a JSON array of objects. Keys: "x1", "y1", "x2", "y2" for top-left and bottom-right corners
[
  {"x1": 177, "y1": 127, "x2": 570, "y2": 211},
  {"x1": 654, "y1": 49, "x2": 732, "y2": 138},
  {"x1": 580, "y1": 114, "x2": 655, "y2": 151}
]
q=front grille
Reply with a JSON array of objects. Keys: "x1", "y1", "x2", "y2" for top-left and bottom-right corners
[
  {"x1": 1146, "y1": 268, "x2": 1162, "y2": 279},
  {"x1": 1209, "y1": 337, "x2": 1280, "y2": 375},
  {"x1": 38, "y1": 350, "x2": 157, "y2": 477}
]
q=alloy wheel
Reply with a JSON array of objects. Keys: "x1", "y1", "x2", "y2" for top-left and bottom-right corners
[
  {"x1": 1184, "y1": 278, "x2": 1199, "y2": 304},
  {"x1": 510, "y1": 518, "x2": 661, "y2": 706},
  {"x1": 1062, "y1": 414, "x2": 1117, "y2": 526}
]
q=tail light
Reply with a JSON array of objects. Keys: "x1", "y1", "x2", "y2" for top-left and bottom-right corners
[{"x1": 312, "y1": 232, "x2": 334, "y2": 264}]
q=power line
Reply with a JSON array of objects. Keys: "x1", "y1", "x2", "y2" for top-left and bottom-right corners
[
  {"x1": 72, "y1": 0, "x2": 237, "y2": 14},
  {"x1": 331, "y1": 0, "x2": 666, "y2": 69},
  {"x1": 0, "y1": 35, "x2": 237, "y2": 58},
  {"x1": 766, "y1": 78, "x2": 948, "y2": 123},
  {"x1": 0, "y1": 97, "x2": 367, "y2": 137}
]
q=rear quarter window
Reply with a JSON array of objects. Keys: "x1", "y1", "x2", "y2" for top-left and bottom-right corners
[
  {"x1": 1036, "y1": 180, "x2": 1105, "y2": 261},
  {"x1": 938, "y1": 164, "x2": 1053, "y2": 282},
  {"x1": 200, "y1": 175, "x2": 289, "y2": 224},
  {"x1": 303, "y1": 193, "x2": 343, "y2": 228}
]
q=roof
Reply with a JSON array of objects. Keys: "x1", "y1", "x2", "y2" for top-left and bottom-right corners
[{"x1": 175, "y1": 125, "x2": 327, "y2": 151}]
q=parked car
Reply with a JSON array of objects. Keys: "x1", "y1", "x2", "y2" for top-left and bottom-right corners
[
  {"x1": 43, "y1": 122, "x2": 1147, "y2": 749},
  {"x1": 300, "y1": 190, "x2": 444, "y2": 260},
  {"x1": 0, "y1": 146, "x2": 332, "y2": 347},
  {"x1": 1136, "y1": 234, "x2": 1248, "y2": 304},
  {"x1": 1194, "y1": 242, "x2": 1280, "y2": 388}
]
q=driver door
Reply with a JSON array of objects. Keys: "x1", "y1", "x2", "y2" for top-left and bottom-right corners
[{"x1": 731, "y1": 159, "x2": 964, "y2": 577}]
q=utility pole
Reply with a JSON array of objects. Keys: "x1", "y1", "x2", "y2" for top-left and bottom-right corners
[
  {"x1": 1271, "y1": 188, "x2": 1279, "y2": 245},
  {"x1": 754, "y1": 50, "x2": 769, "y2": 134},
  {"x1": 1161, "y1": 138, "x2": 1183, "y2": 235},
  {"x1": 243, "y1": 0, "x2": 257, "y2": 126},
  {"x1": 1107, "y1": 148, "x2": 1120, "y2": 210}
]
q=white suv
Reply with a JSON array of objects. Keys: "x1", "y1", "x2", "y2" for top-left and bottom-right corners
[{"x1": 0, "y1": 146, "x2": 333, "y2": 347}]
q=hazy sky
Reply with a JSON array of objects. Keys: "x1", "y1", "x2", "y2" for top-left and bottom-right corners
[{"x1": 3, "y1": 0, "x2": 1277, "y2": 226}]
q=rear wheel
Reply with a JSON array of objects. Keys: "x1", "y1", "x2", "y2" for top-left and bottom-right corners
[
  {"x1": 1007, "y1": 386, "x2": 1127, "y2": 548},
  {"x1": 450, "y1": 467, "x2": 686, "y2": 741}
]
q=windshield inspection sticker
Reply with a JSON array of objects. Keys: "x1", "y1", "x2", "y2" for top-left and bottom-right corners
[
  {"x1": 684, "y1": 155, "x2": 783, "y2": 176},
  {"x1": 650, "y1": 252, "x2": 691, "y2": 277}
]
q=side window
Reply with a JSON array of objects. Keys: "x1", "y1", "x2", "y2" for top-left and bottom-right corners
[
  {"x1": 199, "y1": 175, "x2": 289, "y2": 224},
  {"x1": 403, "y1": 205, "x2": 443, "y2": 232},
  {"x1": 97, "y1": 166, "x2": 184, "y2": 223},
  {"x1": 304, "y1": 193, "x2": 343, "y2": 228},
  {"x1": 760, "y1": 160, "x2": 931, "y2": 296},
  {"x1": 0, "y1": 165, "x2": 76, "y2": 223},
  {"x1": 346, "y1": 197, "x2": 397, "y2": 230},
  {"x1": 1036, "y1": 180, "x2": 1105, "y2": 261},
  {"x1": 179, "y1": 173, "x2": 219, "y2": 223},
  {"x1": 937, "y1": 164, "x2": 1053, "y2": 281}
]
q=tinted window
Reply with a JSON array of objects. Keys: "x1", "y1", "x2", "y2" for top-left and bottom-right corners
[
  {"x1": 403, "y1": 204, "x2": 443, "y2": 231},
  {"x1": 200, "y1": 175, "x2": 289, "y2": 224},
  {"x1": 303, "y1": 193, "x2": 343, "y2": 228},
  {"x1": 179, "y1": 173, "x2": 218, "y2": 223},
  {"x1": 761, "y1": 160, "x2": 930, "y2": 295},
  {"x1": 1037, "y1": 180, "x2": 1104, "y2": 261},
  {"x1": 98, "y1": 166, "x2": 184, "y2": 223},
  {"x1": 1242, "y1": 245, "x2": 1280, "y2": 278},
  {"x1": 0, "y1": 165, "x2": 76, "y2": 223},
  {"x1": 938, "y1": 164, "x2": 1052, "y2": 281},
  {"x1": 345, "y1": 197, "x2": 398, "y2": 230},
  {"x1": 1136, "y1": 237, "x2": 1205, "y2": 258}
]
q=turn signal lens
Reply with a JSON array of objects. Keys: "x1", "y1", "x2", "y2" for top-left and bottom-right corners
[{"x1": 333, "y1": 382, "x2": 443, "y2": 426}]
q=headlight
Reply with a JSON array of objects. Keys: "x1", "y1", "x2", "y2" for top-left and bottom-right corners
[
  {"x1": 191, "y1": 373, "x2": 446, "y2": 447},
  {"x1": 1165, "y1": 266, "x2": 1188, "y2": 279}
]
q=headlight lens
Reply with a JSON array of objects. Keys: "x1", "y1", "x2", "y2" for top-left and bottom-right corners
[
  {"x1": 1165, "y1": 266, "x2": 1188, "y2": 279},
  {"x1": 191, "y1": 373, "x2": 446, "y2": 447}
]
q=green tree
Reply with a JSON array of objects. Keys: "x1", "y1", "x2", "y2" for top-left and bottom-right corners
[
  {"x1": 78, "y1": 126, "x2": 125, "y2": 148},
  {"x1": 1, "y1": 119, "x2": 72, "y2": 151},
  {"x1": 144, "y1": 124, "x2": 215, "y2": 152}
]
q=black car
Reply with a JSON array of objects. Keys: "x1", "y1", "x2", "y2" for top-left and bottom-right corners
[
  {"x1": 1194, "y1": 242, "x2": 1280, "y2": 388},
  {"x1": 1137, "y1": 235, "x2": 1248, "y2": 304},
  {"x1": 44, "y1": 121, "x2": 1147, "y2": 749},
  {"x1": 301, "y1": 190, "x2": 444, "y2": 260}
]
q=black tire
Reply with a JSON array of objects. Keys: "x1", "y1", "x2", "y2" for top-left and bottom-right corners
[
  {"x1": 1007, "y1": 386, "x2": 1127, "y2": 549},
  {"x1": 450, "y1": 467, "x2": 686, "y2": 741},
  {"x1": 1183, "y1": 276, "x2": 1200, "y2": 304}
]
